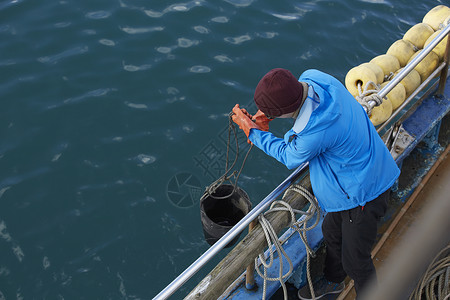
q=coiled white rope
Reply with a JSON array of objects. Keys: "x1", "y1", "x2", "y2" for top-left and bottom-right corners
[
  {"x1": 255, "y1": 184, "x2": 321, "y2": 300},
  {"x1": 356, "y1": 81, "x2": 386, "y2": 115},
  {"x1": 409, "y1": 243, "x2": 450, "y2": 300}
]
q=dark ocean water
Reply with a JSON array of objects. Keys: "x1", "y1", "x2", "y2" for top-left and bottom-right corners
[{"x1": 0, "y1": 0, "x2": 445, "y2": 298}]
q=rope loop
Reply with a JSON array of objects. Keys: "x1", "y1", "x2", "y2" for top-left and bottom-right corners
[
  {"x1": 355, "y1": 81, "x2": 386, "y2": 115},
  {"x1": 200, "y1": 112, "x2": 252, "y2": 201},
  {"x1": 409, "y1": 243, "x2": 450, "y2": 300},
  {"x1": 255, "y1": 184, "x2": 321, "y2": 300}
]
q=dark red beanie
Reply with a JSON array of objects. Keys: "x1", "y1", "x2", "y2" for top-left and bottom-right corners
[{"x1": 254, "y1": 68, "x2": 304, "y2": 117}]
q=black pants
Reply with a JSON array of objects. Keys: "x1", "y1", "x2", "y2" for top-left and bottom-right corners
[{"x1": 322, "y1": 189, "x2": 389, "y2": 296}]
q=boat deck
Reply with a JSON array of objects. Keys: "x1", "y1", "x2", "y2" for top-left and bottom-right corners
[{"x1": 339, "y1": 144, "x2": 450, "y2": 300}]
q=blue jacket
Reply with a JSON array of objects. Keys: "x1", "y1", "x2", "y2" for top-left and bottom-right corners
[{"x1": 249, "y1": 69, "x2": 400, "y2": 212}]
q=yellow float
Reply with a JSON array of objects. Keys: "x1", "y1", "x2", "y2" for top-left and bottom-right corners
[
  {"x1": 444, "y1": 16, "x2": 450, "y2": 28},
  {"x1": 386, "y1": 39, "x2": 417, "y2": 67},
  {"x1": 344, "y1": 64, "x2": 378, "y2": 97},
  {"x1": 393, "y1": 68, "x2": 421, "y2": 98},
  {"x1": 422, "y1": 5, "x2": 450, "y2": 30},
  {"x1": 380, "y1": 81, "x2": 406, "y2": 111},
  {"x1": 424, "y1": 30, "x2": 448, "y2": 61},
  {"x1": 369, "y1": 96, "x2": 393, "y2": 126},
  {"x1": 370, "y1": 54, "x2": 401, "y2": 79},
  {"x1": 407, "y1": 50, "x2": 440, "y2": 82},
  {"x1": 402, "y1": 23, "x2": 434, "y2": 49},
  {"x1": 360, "y1": 62, "x2": 384, "y2": 84}
]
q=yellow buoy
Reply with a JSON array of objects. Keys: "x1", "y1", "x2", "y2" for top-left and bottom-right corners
[
  {"x1": 424, "y1": 30, "x2": 448, "y2": 61},
  {"x1": 403, "y1": 23, "x2": 434, "y2": 49},
  {"x1": 407, "y1": 50, "x2": 440, "y2": 82},
  {"x1": 386, "y1": 39, "x2": 417, "y2": 67},
  {"x1": 443, "y1": 16, "x2": 450, "y2": 29},
  {"x1": 423, "y1": 5, "x2": 450, "y2": 31},
  {"x1": 380, "y1": 81, "x2": 406, "y2": 111},
  {"x1": 369, "y1": 96, "x2": 393, "y2": 126},
  {"x1": 345, "y1": 64, "x2": 378, "y2": 97},
  {"x1": 370, "y1": 54, "x2": 401, "y2": 79},
  {"x1": 360, "y1": 62, "x2": 384, "y2": 84},
  {"x1": 393, "y1": 68, "x2": 421, "y2": 98}
]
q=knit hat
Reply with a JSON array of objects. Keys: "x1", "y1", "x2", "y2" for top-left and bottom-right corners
[{"x1": 254, "y1": 68, "x2": 305, "y2": 118}]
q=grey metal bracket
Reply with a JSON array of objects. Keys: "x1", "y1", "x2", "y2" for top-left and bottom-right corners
[{"x1": 389, "y1": 124, "x2": 415, "y2": 161}]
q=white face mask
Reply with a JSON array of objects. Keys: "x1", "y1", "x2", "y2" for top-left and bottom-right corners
[{"x1": 277, "y1": 111, "x2": 297, "y2": 119}]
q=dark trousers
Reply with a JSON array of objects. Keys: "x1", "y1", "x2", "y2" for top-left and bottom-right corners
[{"x1": 322, "y1": 189, "x2": 390, "y2": 296}]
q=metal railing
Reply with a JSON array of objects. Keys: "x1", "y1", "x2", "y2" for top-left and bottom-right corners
[{"x1": 154, "y1": 22, "x2": 450, "y2": 300}]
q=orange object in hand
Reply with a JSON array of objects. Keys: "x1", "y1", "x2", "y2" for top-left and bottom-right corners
[
  {"x1": 252, "y1": 110, "x2": 273, "y2": 131},
  {"x1": 231, "y1": 104, "x2": 261, "y2": 137}
]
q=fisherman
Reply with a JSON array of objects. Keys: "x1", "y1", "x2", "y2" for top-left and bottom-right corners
[{"x1": 231, "y1": 68, "x2": 400, "y2": 299}]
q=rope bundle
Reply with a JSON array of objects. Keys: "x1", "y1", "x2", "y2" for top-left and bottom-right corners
[
  {"x1": 409, "y1": 244, "x2": 450, "y2": 300},
  {"x1": 355, "y1": 81, "x2": 386, "y2": 115},
  {"x1": 255, "y1": 185, "x2": 321, "y2": 300}
]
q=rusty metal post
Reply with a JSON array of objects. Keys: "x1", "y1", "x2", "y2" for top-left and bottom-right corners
[
  {"x1": 245, "y1": 220, "x2": 257, "y2": 290},
  {"x1": 437, "y1": 30, "x2": 450, "y2": 96}
]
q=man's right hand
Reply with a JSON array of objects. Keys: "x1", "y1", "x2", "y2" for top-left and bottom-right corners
[{"x1": 252, "y1": 110, "x2": 273, "y2": 131}]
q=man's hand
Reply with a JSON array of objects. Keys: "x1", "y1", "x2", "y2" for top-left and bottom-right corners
[
  {"x1": 252, "y1": 110, "x2": 273, "y2": 131},
  {"x1": 231, "y1": 104, "x2": 261, "y2": 138}
]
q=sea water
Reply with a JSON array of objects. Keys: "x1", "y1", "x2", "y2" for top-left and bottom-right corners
[{"x1": 0, "y1": 0, "x2": 444, "y2": 298}]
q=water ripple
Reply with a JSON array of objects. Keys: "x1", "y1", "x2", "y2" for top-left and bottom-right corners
[
  {"x1": 214, "y1": 55, "x2": 233, "y2": 63},
  {"x1": 271, "y1": 13, "x2": 301, "y2": 20},
  {"x1": 129, "y1": 196, "x2": 156, "y2": 207},
  {"x1": 177, "y1": 38, "x2": 199, "y2": 48},
  {"x1": 122, "y1": 62, "x2": 152, "y2": 72},
  {"x1": 125, "y1": 102, "x2": 149, "y2": 110},
  {"x1": 45, "y1": 88, "x2": 115, "y2": 110},
  {"x1": 99, "y1": 39, "x2": 115, "y2": 46},
  {"x1": 189, "y1": 65, "x2": 211, "y2": 73},
  {"x1": 86, "y1": 10, "x2": 112, "y2": 20},
  {"x1": 119, "y1": 26, "x2": 164, "y2": 34},
  {"x1": 37, "y1": 46, "x2": 89, "y2": 64},
  {"x1": 211, "y1": 16, "x2": 229, "y2": 23},
  {"x1": 0, "y1": 0, "x2": 23, "y2": 11},
  {"x1": 0, "y1": 24, "x2": 16, "y2": 34},
  {"x1": 54, "y1": 22, "x2": 71, "y2": 28},
  {"x1": 144, "y1": 0, "x2": 205, "y2": 18},
  {"x1": 61, "y1": 88, "x2": 115, "y2": 105},
  {"x1": 164, "y1": 86, "x2": 186, "y2": 103},
  {"x1": 193, "y1": 26, "x2": 209, "y2": 34},
  {"x1": 0, "y1": 220, "x2": 25, "y2": 262},
  {"x1": 0, "y1": 59, "x2": 15, "y2": 66},
  {"x1": 224, "y1": 34, "x2": 251, "y2": 45},
  {"x1": 223, "y1": 0, "x2": 254, "y2": 7},
  {"x1": 143, "y1": 9, "x2": 163, "y2": 18},
  {"x1": 156, "y1": 46, "x2": 172, "y2": 54},
  {"x1": 182, "y1": 125, "x2": 194, "y2": 133},
  {"x1": 256, "y1": 31, "x2": 278, "y2": 39},
  {"x1": 0, "y1": 187, "x2": 11, "y2": 199},
  {"x1": 131, "y1": 154, "x2": 157, "y2": 166}
]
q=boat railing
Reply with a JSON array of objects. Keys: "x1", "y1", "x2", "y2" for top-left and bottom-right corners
[{"x1": 153, "y1": 22, "x2": 450, "y2": 300}]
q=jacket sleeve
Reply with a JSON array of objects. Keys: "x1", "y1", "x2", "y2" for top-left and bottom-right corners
[{"x1": 249, "y1": 128, "x2": 322, "y2": 169}]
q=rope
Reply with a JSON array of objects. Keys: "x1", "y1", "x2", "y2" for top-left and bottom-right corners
[
  {"x1": 355, "y1": 81, "x2": 386, "y2": 115},
  {"x1": 200, "y1": 112, "x2": 253, "y2": 201},
  {"x1": 255, "y1": 184, "x2": 321, "y2": 300},
  {"x1": 409, "y1": 243, "x2": 450, "y2": 300}
]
